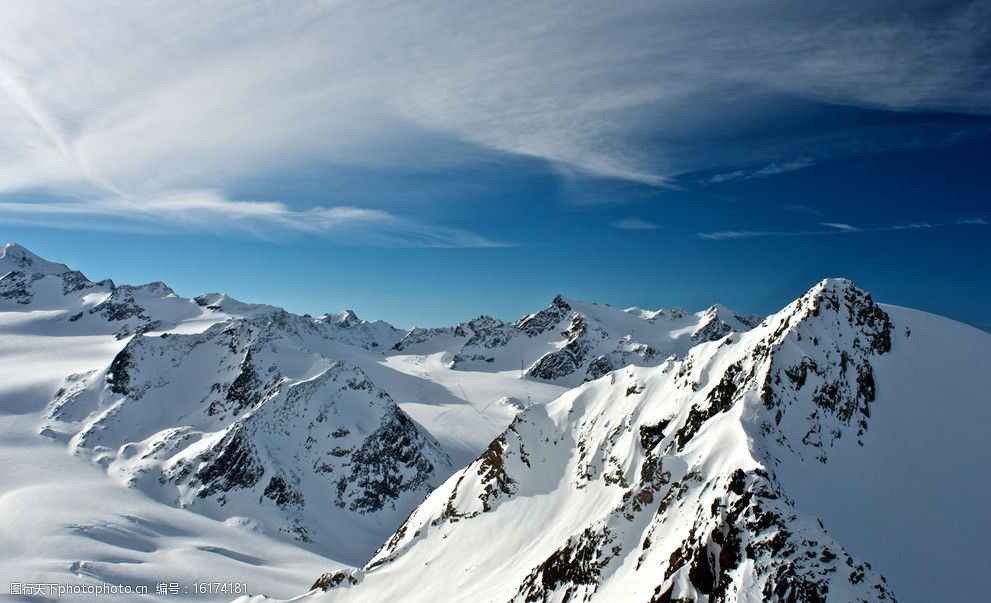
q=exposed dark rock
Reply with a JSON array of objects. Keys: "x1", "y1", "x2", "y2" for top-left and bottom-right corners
[
  {"x1": 191, "y1": 430, "x2": 266, "y2": 498},
  {"x1": 455, "y1": 315, "x2": 515, "y2": 348},
  {"x1": 639, "y1": 421, "x2": 669, "y2": 452},
  {"x1": 311, "y1": 569, "x2": 362, "y2": 590},
  {"x1": 391, "y1": 326, "x2": 453, "y2": 351},
  {"x1": 515, "y1": 526, "x2": 615, "y2": 603},
  {"x1": 475, "y1": 432, "x2": 517, "y2": 512},
  {"x1": 107, "y1": 347, "x2": 134, "y2": 395},
  {"x1": 339, "y1": 408, "x2": 440, "y2": 513},
  {"x1": 516, "y1": 294, "x2": 572, "y2": 337},
  {"x1": 264, "y1": 475, "x2": 305, "y2": 509},
  {"x1": 675, "y1": 361, "x2": 742, "y2": 449},
  {"x1": 585, "y1": 355, "x2": 615, "y2": 381},
  {"x1": 527, "y1": 315, "x2": 594, "y2": 381},
  {"x1": 0, "y1": 271, "x2": 34, "y2": 304}
]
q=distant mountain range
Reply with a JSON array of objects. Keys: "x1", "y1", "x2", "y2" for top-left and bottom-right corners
[{"x1": 2, "y1": 242, "x2": 988, "y2": 602}]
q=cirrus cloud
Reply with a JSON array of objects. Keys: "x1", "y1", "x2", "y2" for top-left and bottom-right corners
[{"x1": 0, "y1": 1, "x2": 988, "y2": 241}]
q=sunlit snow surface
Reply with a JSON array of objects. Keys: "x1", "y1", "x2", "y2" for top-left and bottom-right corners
[
  {"x1": 284, "y1": 286, "x2": 991, "y2": 603},
  {"x1": 3, "y1": 243, "x2": 990, "y2": 603},
  {"x1": 774, "y1": 305, "x2": 991, "y2": 602},
  {"x1": 0, "y1": 311, "x2": 341, "y2": 602}
]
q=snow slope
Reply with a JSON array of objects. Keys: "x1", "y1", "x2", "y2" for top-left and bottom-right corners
[
  {"x1": 771, "y1": 304, "x2": 991, "y2": 602},
  {"x1": 0, "y1": 243, "x2": 428, "y2": 597},
  {"x1": 42, "y1": 312, "x2": 453, "y2": 565},
  {"x1": 4, "y1": 243, "x2": 989, "y2": 603},
  {"x1": 299, "y1": 279, "x2": 990, "y2": 603},
  {"x1": 391, "y1": 295, "x2": 761, "y2": 386},
  {"x1": 0, "y1": 293, "x2": 338, "y2": 602}
]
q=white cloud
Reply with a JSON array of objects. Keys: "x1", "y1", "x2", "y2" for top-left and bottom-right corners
[
  {"x1": 0, "y1": 191, "x2": 501, "y2": 247},
  {"x1": 820, "y1": 222, "x2": 858, "y2": 231},
  {"x1": 697, "y1": 220, "x2": 977, "y2": 240},
  {"x1": 0, "y1": 1, "x2": 988, "y2": 236},
  {"x1": 611, "y1": 217, "x2": 659, "y2": 230},
  {"x1": 781, "y1": 204, "x2": 822, "y2": 217},
  {"x1": 709, "y1": 158, "x2": 814, "y2": 183}
]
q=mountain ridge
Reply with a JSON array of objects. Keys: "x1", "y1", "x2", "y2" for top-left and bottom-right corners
[
  {"x1": 1, "y1": 242, "x2": 762, "y2": 566},
  {"x1": 1, "y1": 243, "x2": 989, "y2": 602},
  {"x1": 303, "y1": 277, "x2": 990, "y2": 603}
]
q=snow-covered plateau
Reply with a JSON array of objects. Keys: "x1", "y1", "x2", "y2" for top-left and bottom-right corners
[{"x1": 1, "y1": 242, "x2": 987, "y2": 603}]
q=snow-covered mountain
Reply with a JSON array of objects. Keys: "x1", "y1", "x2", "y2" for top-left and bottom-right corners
[
  {"x1": 0, "y1": 244, "x2": 351, "y2": 600},
  {"x1": 0, "y1": 243, "x2": 448, "y2": 564},
  {"x1": 304, "y1": 279, "x2": 991, "y2": 603},
  {"x1": 0, "y1": 242, "x2": 217, "y2": 337},
  {"x1": 3, "y1": 242, "x2": 989, "y2": 602},
  {"x1": 378, "y1": 295, "x2": 760, "y2": 466},
  {"x1": 43, "y1": 311, "x2": 452, "y2": 565},
  {"x1": 392, "y1": 295, "x2": 761, "y2": 386},
  {"x1": 6, "y1": 242, "x2": 742, "y2": 568}
]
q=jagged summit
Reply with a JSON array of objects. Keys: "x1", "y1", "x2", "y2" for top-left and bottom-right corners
[
  {"x1": 0, "y1": 242, "x2": 72, "y2": 276},
  {"x1": 4, "y1": 246, "x2": 989, "y2": 601},
  {"x1": 0, "y1": 245, "x2": 401, "y2": 347},
  {"x1": 194, "y1": 291, "x2": 285, "y2": 318},
  {"x1": 302, "y1": 278, "x2": 928, "y2": 602},
  {"x1": 391, "y1": 291, "x2": 763, "y2": 385},
  {"x1": 326, "y1": 309, "x2": 361, "y2": 327}
]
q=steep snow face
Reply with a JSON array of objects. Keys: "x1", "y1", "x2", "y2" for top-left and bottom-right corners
[
  {"x1": 0, "y1": 243, "x2": 242, "y2": 338},
  {"x1": 314, "y1": 310, "x2": 404, "y2": 351},
  {"x1": 0, "y1": 277, "x2": 341, "y2": 599},
  {"x1": 44, "y1": 311, "x2": 451, "y2": 565},
  {"x1": 0, "y1": 242, "x2": 74, "y2": 275},
  {"x1": 305, "y1": 279, "x2": 978, "y2": 603},
  {"x1": 770, "y1": 304, "x2": 991, "y2": 602},
  {"x1": 390, "y1": 295, "x2": 762, "y2": 387},
  {"x1": 5, "y1": 244, "x2": 988, "y2": 603}
]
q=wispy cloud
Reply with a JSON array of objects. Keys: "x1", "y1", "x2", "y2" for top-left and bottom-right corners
[
  {"x1": 709, "y1": 158, "x2": 815, "y2": 183},
  {"x1": 0, "y1": 191, "x2": 502, "y2": 247},
  {"x1": 819, "y1": 222, "x2": 858, "y2": 231},
  {"x1": 611, "y1": 217, "x2": 659, "y2": 230},
  {"x1": 957, "y1": 217, "x2": 989, "y2": 225},
  {"x1": 697, "y1": 219, "x2": 982, "y2": 240},
  {"x1": 781, "y1": 204, "x2": 823, "y2": 217},
  {"x1": 0, "y1": 1, "x2": 988, "y2": 236}
]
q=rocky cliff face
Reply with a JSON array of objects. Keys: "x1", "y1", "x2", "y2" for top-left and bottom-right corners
[
  {"x1": 44, "y1": 311, "x2": 451, "y2": 563},
  {"x1": 1, "y1": 242, "x2": 210, "y2": 337},
  {"x1": 4, "y1": 243, "x2": 988, "y2": 601},
  {"x1": 310, "y1": 279, "x2": 898, "y2": 602},
  {"x1": 390, "y1": 294, "x2": 761, "y2": 386}
]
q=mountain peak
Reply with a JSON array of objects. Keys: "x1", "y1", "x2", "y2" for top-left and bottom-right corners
[
  {"x1": 808, "y1": 276, "x2": 856, "y2": 297},
  {"x1": 550, "y1": 294, "x2": 572, "y2": 309},
  {"x1": 132, "y1": 281, "x2": 175, "y2": 296},
  {"x1": 1, "y1": 242, "x2": 35, "y2": 256},
  {"x1": 345, "y1": 278, "x2": 904, "y2": 601},
  {"x1": 781, "y1": 277, "x2": 891, "y2": 353},
  {"x1": 327, "y1": 309, "x2": 361, "y2": 328},
  {"x1": 0, "y1": 242, "x2": 71, "y2": 276},
  {"x1": 193, "y1": 292, "x2": 284, "y2": 318}
]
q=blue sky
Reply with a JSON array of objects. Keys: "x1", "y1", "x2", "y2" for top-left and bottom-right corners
[{"x1": 1, "y1": 1, "x2": 989, "y2": 329}]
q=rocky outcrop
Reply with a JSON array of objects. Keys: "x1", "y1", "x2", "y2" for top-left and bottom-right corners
[
  {"x1": 45, "y1": 314, "x2": 451, "y2": 558},
  {"x1": 320, "y1": 280, "x2": 899, "y2": 602},
  {"x1": 391, "y1": 294, "x2": 761, "y2": 385}
]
